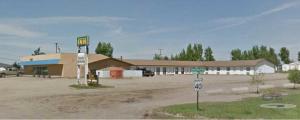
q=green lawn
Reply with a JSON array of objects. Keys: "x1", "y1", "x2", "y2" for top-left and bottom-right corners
[{"x1": 159, "y1": 89, "x2": 300, "y2": 119}]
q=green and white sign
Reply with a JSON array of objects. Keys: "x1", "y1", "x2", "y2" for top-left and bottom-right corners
[
  {"x1": 192, "y1": 67, "x2": 205, "y2": 74},
  {"x1": 77, "y1": 36, "x2": 89, "y2": 47}
]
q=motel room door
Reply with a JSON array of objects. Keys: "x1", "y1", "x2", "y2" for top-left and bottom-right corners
[
  {"x1": 175, "y1": 67, "x2": 179, "y2": 74},
  {"x1": 163, "y1": 67, "x2": 167, "y2": 75},
  {"x1": 156, "y1": 67, "x2": 160, "y2": 75},
  {"x1": 181, "y1": 67, "x2": 184, "y2": 74}
]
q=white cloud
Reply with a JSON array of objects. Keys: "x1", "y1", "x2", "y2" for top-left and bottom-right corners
[
  {"x1": 0, "y1": 24, "x2": 45, "y2": 37},
  {"x1": 206, "y1": 1, "x2": 300, "y2": 33},
  {"x1": 0, "y1": 16, "x2": 134, "y2": 40}
]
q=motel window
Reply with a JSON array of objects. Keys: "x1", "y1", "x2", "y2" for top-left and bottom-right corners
[
  {"x1": 246, "y1": 67, "x2": 251, "y2": 71},
  {"x1": 217, "y1": 67, "x2": 220, "y2": 71},
  {"x1": 226, "y1": 67, "x2": 230, "y2": 71},
  {"x1": 236, "y1": 67, "x2": 240, "y2": 71}
]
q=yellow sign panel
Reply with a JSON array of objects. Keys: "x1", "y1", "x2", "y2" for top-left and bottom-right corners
[{"x1": 77, "y1": 36, "x2": 89, "y2": 47}]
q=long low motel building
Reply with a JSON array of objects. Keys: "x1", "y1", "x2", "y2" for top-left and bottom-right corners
[
  {"x1": 20, "y1": 53, "x2": 276, "y2": 78},
  {"x1": 124, "y1": 59, "x2": 275, "y2": 75}
]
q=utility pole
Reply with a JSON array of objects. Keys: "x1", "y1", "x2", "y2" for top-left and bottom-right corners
[
  {"x1": 158, "y1": 48, "x2": 164, "y2": 59},
  {"x1": 55, "y1": 42, "x2": 58, "y2": 53},
  {"x1": 158, "y1": 48, "x2": 163, "y2": 56}
]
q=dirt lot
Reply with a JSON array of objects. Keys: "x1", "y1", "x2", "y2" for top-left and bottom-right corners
[{"x1": 0, "y1": 73, "x2": 290, "y2": 119}]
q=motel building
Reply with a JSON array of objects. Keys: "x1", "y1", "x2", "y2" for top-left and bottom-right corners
[
  {"x1": 20, "y1": 53, "x2": 276, "y2": 78},
  {"x1": 124, "y1": 59, "x2": 275, "y2": 75},
  {"x1": 282, "y1": 62, "x2": 300, "y2": 72}
]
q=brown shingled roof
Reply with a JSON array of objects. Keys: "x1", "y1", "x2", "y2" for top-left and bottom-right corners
[{"x1": 123, "y1": 59, "x2": 267, "y2": 67}]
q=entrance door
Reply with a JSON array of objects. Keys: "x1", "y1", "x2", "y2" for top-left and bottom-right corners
[
  {"x1": 181, "y1": 67, "x2": 185, "y2": 74},
  {"x1": 156, "y1": 67, "x2": 160, "y2": 75},
  {"x1": 175, "y1": 67, "x2": 179, "y2": 74},
  {"x1": 163, "y1": 67, "x2": 167, "y2": 75}
]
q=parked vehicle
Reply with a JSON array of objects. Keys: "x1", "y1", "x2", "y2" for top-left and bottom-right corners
[
  {"x1": 136, "y1": 68, "x2": 154, "y2": 77},
  {"x1": 0, "y1": 67, "x2": 23, "y2": 78}
]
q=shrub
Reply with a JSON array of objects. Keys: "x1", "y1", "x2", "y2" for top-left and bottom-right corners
[{"x1": 288, "y1": 70, "x2": 300, "y2": 89}]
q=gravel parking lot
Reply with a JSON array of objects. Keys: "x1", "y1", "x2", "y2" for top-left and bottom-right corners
[{"x1": 0, "y1": 73, "x2": 290, "y2": 119}]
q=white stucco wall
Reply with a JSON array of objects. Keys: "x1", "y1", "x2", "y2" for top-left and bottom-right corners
[
  {"x1": 130, "y1": 60, "x2": 275, "y2": 76},
  {"x1": 255, "y1": 60, "x2": 275, "y2": 74},
  {"x1": 281, "y1": 63, "x2": 300, "y2": 72}
]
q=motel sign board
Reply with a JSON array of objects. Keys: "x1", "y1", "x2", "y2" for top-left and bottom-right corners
[{"x1": 77, "y1": 36, "x2": 89, "y2": 47}]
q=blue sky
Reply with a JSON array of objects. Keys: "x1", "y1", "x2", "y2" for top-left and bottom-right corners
[{"x1": 0, "y1": 0, "x2": 300, "y2": 64}]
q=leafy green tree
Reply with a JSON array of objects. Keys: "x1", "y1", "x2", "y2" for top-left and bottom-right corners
[
  {"x1": 288, "y1": 70, "x2": 300, "y2": 89},
  {"x1": 268, "y1": 48, "x2": 280, "y2": 65},
  {"x1": 95, "y1": 42, "x2": 113, "y2": 57},
  {"x1": 153, "y1": 54, "x2": 162, "y2": 60},
  {"x1": 32, "y1": 47, "x2": 45, "y2": 55},
  {"x1": 231, "y1": 45, "x2": 280, "y2": 65},
  {"x1": 248, "y1": 50, "x2": 255, "y2": 60},
  {"x1": 279, "y1": 47, "x2": 290, "y2": 64},
  {"x1": 163, "y1": 43, "x2": 204, "y2": 61},
  {"x1": 204, "y1": 47, "x2": 215, "y2": 61},
  {"x1": 242, "y1": 51, "x2": 249, "y2": 60},
  {"x1": 163, "y1": 56, "x2": 169, "y2": 60},
  {"x1": 252, "y1": 46, "x2": 260, "y2": 59},
  {"x1": 153, "y1": 54, "x2": 169, "y2": 60},
  {"x1": 231, "y1": 49, "x2": 242, "y2": 60},
  {"x1": 259, "y1": 46, "x2": 268, "y2": 58}
]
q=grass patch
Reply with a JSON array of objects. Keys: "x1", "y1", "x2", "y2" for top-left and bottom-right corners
[
  {"x1": 69, "y1": 83, "x2": 114, "y2": 89},
  {"x1": 158, "y1": 89, "x2": 300, "y2": 119}
]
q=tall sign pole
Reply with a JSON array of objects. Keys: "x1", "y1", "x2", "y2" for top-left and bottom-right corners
[
  {"x1": 84, "y1": 45, "x2": 88, "y2": 85},
  {"x1": 77, "y1": 36, "x2": 89, "y2": 86}
]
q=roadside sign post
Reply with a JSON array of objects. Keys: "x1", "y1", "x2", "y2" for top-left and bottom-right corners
[
  {"x1": 77, "y1": 53, "x2": 86, "y2": 85},
  {"x1": 192, "y1": 67, "x2": 205, "y2": 111},
  {"x1": 76, "y1": 36, "x2": 90, "y2": 86}
]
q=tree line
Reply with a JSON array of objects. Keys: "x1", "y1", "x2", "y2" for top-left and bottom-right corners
[
  {"x1": 231, "y1": 45, "x2": 292, "y2": 65},
  {"x1": 31, "y1": 42, "x2": 300, "y2": 65},
  {"x1": 153, "y1": 43, "x2": 215, "y2": 61}
]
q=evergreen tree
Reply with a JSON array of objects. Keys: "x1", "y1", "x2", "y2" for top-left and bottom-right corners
[
  {"x1": 186, "y1": 44, "x2": 193, "y2": 60},
  {"x1": 204, "y1": 47, "x2": 215, "y2": 61},
  {"x1": 279, "y1": 47, "x2": 290, "y2": 64},
  {"x1": 158, "y1": 43, "x2": 204, "y2": 61},
  {"x1": 193, "y1": 43, "x2": 203, "y2": 61},
  {"x1": 252, "y1": 46, "x2": 260, "y2": 59},
  {"x1": 268, "y1": 48, "x2": 280, "y2": 65}
]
